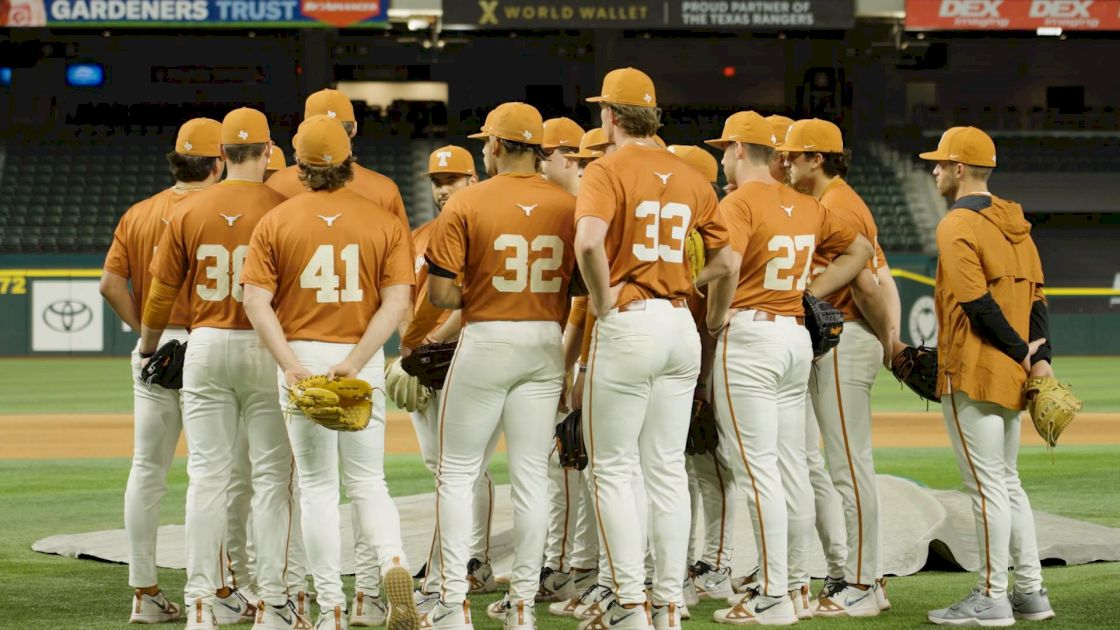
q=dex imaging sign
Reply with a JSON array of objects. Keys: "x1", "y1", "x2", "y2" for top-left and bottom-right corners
[
  {"x1": 907, "y1": 0, "x2": 1119, "y2": 30},
  {"x1": 31, "y1": 280, "x2": 104, "y2": 352}
]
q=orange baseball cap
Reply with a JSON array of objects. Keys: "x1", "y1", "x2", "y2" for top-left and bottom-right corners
[
  {"x1": 468, "y1": 102, "x2": 544, "y2": 145},
  {"x1": 295, "y1": 116, "x2": 351, "y2": 166},
  {"x1": 542, "y1": 117, "x2": 585, "y2": 150},
  {"x1": 767, "y1": 115, "x2": 795, "y2": 145},
  {"x1": 587, "y1": 67, "x2": 657, "y2": 108},
  {"x1": 221, "y1": 107, "x2": 270, "y2": 145},
  {"x1": 564, "y1": 128, "x2": 608, "y2": 160},
  {"x1": 705, "y1": 111, "x2": 777, "y2": 149},
  {"x1": 175, "y1": 118, "x2": 222, "y2": 157},
  {"x1": 919, "y1": 126, "x2": 997, "y2": 168},
  {"x1": 776, "y1": 118, "x2": 844, "y2": 153},
  {"x1": 652, "y1": 135, "x2": 667, "y2": 148},
  {"x1": 426, "y1": 145, "x2": 476, "y2": 176},
  {"x1": 305, "y1": 89, "x2": 356, "y2": 123},
  {"x1": 266, "y1": 147, "x2": 286, "y2": 171},
  {"x1": 668, "y1": 145, "x2": 718, "y2": 183}
]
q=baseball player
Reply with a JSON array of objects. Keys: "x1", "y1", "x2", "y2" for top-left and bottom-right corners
[
  {"x1": 917, "y1": 127, "x2": 1054, "y2": 626},
  {"x1": 664, "y1": 144, "x2": 737, "y2": 602},
  {"x1": 423, "y1": 101, "x2": 575, "y2": 630},
  {"x1": 779, "y1": 119, "x2": 894, "y2": 617},
  {"x1": 240, "y1": 116, "x2": 419, "y2": 630},
  {"x1": 267, "y1": 89, "x2": 411, "y2": 237},
  {"x1": 392, "y1": 145, "x2": 499, "y2": 610},
  {"x1": 100, "y1": 118, "x2": 224, "y2": 624},
  {"x1": 139, "y1": 108, "x2": 302, "y2": 630},
  {"x1": 704, "y1": 111, "x2": 873, "y2": 626},
  {"x1": 575, "y1": 67, "x2": 734, "y2": 630},
  {"x1": 264, "y1": 147, "x2": 286, "y2": 181}
]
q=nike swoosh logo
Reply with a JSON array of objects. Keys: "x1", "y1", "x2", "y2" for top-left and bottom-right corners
[
  {"x1": 609, "y1": 611, "x2": 636, "y2": 626},
  {"x1": 279, "y1": 611, "x2": 293, "y2": 624},
  {"x1": 756, "y1": 600, "x2": 783, "y2": 613},
  {"x1": 218, "y1": 600, "x2": 243, "y2": 613},
  {"x1": 551, "y1": 578, "x2": 571, "y2": 589},
  {"x1": 433, "y1": 610, "x2": 455, "y2": 623},
  {"x1": 845, "y1": 594, "x2": 871, "y2": 607}
]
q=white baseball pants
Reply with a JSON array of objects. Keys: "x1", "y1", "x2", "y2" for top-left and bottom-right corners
[
  {"x1": 685, "y1": 447, "x2": 736, "y2": 570},
  {"x1": 805, "y1": 399, "x2": 848, "y2": 579},
  {"x1": 182, "y1": 328, "x2": 295, "y2": 609},
  {"x1": 714, "y1": 311, "x2": 815, "y2": 597},
  {"x1": 809, "y1": 321, "x2": 882, "y2": 586},
  {"x1": 413, "y1": 389, "x2": 498, "y2": 594},
  {"x1": 282, "y1": 342, "x2": 406, "y2": 613},
  {"x1": 125, "y1": 328, "x2": 188, "y2": 588},
  {"x1": 223, "y1": 426, "x2": 255, "y2": 592},
  {"x1": 435, "y1": 321, "x2": 563, "y2": 604},
  {"x1": 583, "y1": 300, "x2": 699, "y2": 607},
  {"x1": 942, "y1": 386, "x2": 1043, "y2": 599},
  {"x1": 545, "y1": 431, "x2": 584, "y2": 573}
]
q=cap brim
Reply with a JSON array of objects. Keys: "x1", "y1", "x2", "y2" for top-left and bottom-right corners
[
  {"x1": 586, "y1": 95, "x2": 607, "y2": 103},
  {"x1": 704, "y1": 138, "x2": 730, "y2": 148},
  {"x1": 564, "y1": 150, "x2": 603, "y2": 160},
  {"x1": 467, "y1": 131, "x2": 489, "y2": 140},
  {"x1": 426, "y1": 170, "x2": 473, "y2": 177},
  {"x1": 918, "y1": 150, "x2": 949, "y2": 161}
]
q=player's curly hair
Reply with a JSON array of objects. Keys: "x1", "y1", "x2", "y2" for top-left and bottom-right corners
[
  {"x1": 497, "y1": 138, "x2": 548, "y2": 164},
  {"x1": 603, "y1": 103, "x2": 661, "y2": 138},
  {"x1": 820, "y1": 149, "x2": 851, "y2": 179},
  {"x1": 223, "y1": 143, "x2": 270, "y2": 165},
  {"x1": 298, "y1": 156, "x2": 356, "y2": 192},
  {"x1": 166, "y1": 151, "x2": 220, "y2": 183}
]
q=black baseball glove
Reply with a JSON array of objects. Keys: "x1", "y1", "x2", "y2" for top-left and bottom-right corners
[
  {"x1": 803, "y1": 293, "x2": 845, "y2": 358},
  {"x1": 686, "y1": 398, "x2": 720, "y2": 456},
  {"x1": 889, "y1": 345, "x2": 940, "y2": 403},
  {"x1": 401, "y1": 341, "x2": 458, "y2": 390},
  {"x1": 140, "y1": 340, "x2": 187, "y2": 390},
  {"x1": 554, "y1": 409, "x2": 588, "y2": 471}
]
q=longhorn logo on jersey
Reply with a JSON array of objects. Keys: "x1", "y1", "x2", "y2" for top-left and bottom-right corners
[
  {"x1": 517, "y1": 203, "x2": 538, "y2": 216},
  {"x1": 220, "y1": 214, "x2": 242, "y2": 226},
  {"x1": 654, "y1": 172, "x2": 673, "y2": 185},
  {"x1": 317, "y1": 214, "x2": 342, "y2": 227}
]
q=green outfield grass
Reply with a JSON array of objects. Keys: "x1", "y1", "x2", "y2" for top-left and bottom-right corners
[
  {"x1": 0, "y1": 448, "x2": 1117, "y2": 629},
  {"x1": 2, "y1": 356, "x2": 1119, "y2": 415}
]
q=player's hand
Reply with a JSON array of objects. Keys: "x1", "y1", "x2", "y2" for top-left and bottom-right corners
[
  {"x1": 884, "y1": 338, "x2": 905, "y2": 368},
  {"x1": 1029, "y1": 358, "x2": 1054, "y2": 379},
  {"x1": 284, "y1": 366, "x2": 313, "y2": 387},
  {"x1": 399, "y1": 345, "x2": 414, "y2": 359},
  {"x1": 705, "y1": 311, "x2": 729, "y2": 339},
  {"x1": 327, "y1": 359, "x2": 359, "y2": 380},
  {"x1": 571, "y1": 369, "x2": 586, "y2": 411},
  {"x1": 694, "y1": 383, "x2": 711, "y2": 404},
  {"x1": 1021, "y1": 338, "x2": 1046, "y2": 374}
]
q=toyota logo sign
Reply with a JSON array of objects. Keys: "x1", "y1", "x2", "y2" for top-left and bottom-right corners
[{"x1": 43, "y1": 299, "x2": 94, "y2": 333}]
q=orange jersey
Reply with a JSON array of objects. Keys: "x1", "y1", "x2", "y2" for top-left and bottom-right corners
[
  {"x1": 400, "y1": 219, "x2": 452, "y2": 349},
  {"x1": 149, "y1": 181, "x2": 287, "y2": 330},
  {"x1": 811, "y1": 178, "x2": 881, "y2": 320},
  {"x1": 574, "y1": 143, "x2": 729, "y2": 308},
  {"x1": 240, "y1": 189, "x2": 415, "y2": 343},
  {"x1": 426, "y1": 173, "x2": 576, "y2": 323},
  {"x1": 266, "y1": 163, "x2": 411, "y2": 237},
  {"x1": 567, "y1": 296, "x2": 588, "y2": 327},
  {"x1": 722, "y1": 182, "x2": 858, "y2": 315},
  {"x1": 104, "y1": 187, "x2": 198, "y2": 328}
]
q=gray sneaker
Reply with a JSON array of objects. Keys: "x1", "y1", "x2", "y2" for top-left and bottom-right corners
[
  {"x1": 1011, "y1": 588, "x2": 1055, "y2": 621},
  {"x1": 928, "y1": 589, "x2": 1015, "y2": 627}
]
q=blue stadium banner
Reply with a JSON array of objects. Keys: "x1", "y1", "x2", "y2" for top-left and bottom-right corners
[
  {"x1": 1, "y1": 0, "x2": 390, "y2": 28},
  {"x1": 443, "y1": 0, "x2": 855, "y2": 30}
]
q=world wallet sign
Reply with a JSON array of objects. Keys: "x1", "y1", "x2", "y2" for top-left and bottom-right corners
[
  {"x1": 443, "y1": 1, "x2": 855, "y2": 30},
  {"x1": 906, "y1": 0, "x2": 1120, "y2": 31}
]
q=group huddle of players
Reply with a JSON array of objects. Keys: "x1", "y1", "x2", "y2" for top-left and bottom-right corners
[{"x1": 102, "y1": 65, "x2": 1057, "y2": 630}]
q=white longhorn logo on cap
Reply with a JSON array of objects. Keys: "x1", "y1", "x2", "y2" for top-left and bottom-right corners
[
  {"x1": 771, "y1": 134, "x2": 778, "y2": 143},
  {"x1": 322, "y1": 154, "x2": 332, "y2": 162},
  {"x1": 643, "y1": 93, "x2": 652, "y2": 103},
  {"x1": 523, "y1": 130, "x2": 533, "y2": 140},
  {"x1": 238, "y1": 130, "x2": 249, "y2": 140},
  {"x1": 183, "y1": 141, "x2": 193, "y2": 151},
  {"x1": 327, "y1": 110, "x2": 337, "y2": 118}
]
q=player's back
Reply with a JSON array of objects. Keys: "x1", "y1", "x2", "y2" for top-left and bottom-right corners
[
  {"x1": 428, "y1": 173, "x2": 576, "y2": 324},
  {"x1": 724, "y1": 181, "x2": 855, "y2": 316},
  {"x1": 244, "y1": 188, "x2": 413, "y2": 344},
  {"x1": 813, "y1": 178, "x2": 879, "y2": 319},
  {"x1": 577, "y1": 143, "x2": 719, "y2": 306},
  {"x1": 266, "y1": 163, "x2": 410, "y2": 234},
  {"x1": 162, "y1": 181, "x2": 287, "y2": 330}
]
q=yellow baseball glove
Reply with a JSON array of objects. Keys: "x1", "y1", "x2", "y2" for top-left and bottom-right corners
[
  {"x1": 288, "y1": 375, "x2": 373, "y2": 432},
  {"x1": 384, "y1": 357, "x2": 432, "y2": 413},
  {"x1": 1023, "y1": 377, "x2": 1082, "y2": 449},
  {"x1": 685, "y1": 229, "x2": 705, "y2": 281}
]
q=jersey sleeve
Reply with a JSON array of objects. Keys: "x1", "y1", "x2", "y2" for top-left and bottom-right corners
[
  {"x1": 103, "y1": 211, "x2": 132, "y2": 276},
  {"x1": 148, "y1": 213, "x2": 189, "y2": 288},
  {"x1": 816, "y1": 204, "x2": 858, "y2": 259},
  {"x1": 695, "y1": 185, "x2": 730, "y2": 250},
  {"x1": 425, "y1": 199, "x2": 469, "y2": 276},
  {"x1": 718, "y1": 194, "x2": 753, "y2": 256},
  {"x1": 935, "y1": 215, "x2": 988, "y2": 303},
  {"x1": 380, "y1": 221, "x2": 417, "y2": 289},
  {"x1": 567, "y1": 296, "x2": 588, "y2": 327},
  {"x1": 574, "y1": 163, "x2": 619, "y2": 224},
  {"x1": 240, "y1": 217, "x2": 279, "y2": 294}
]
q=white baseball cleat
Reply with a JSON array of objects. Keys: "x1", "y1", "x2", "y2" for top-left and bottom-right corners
[
  {"x1": 683, "y1": 578, "x2": 700, "y2": 608},
  {"x1": 414, "y1": 590, "x2": 440, "y2": 616},
  {"x1": 214, "y1": 589, "x2": 257, "y2": 625},
  {"x1": 349, "y1": 591, "x2": 387, "y2": 627},
  {"x1": 486, "y1": 593, "x2": 511, "y2": 621},
  {"x1": 578, "y1": 601, "x2": 655, "y2": 630},
  {"x1": 651, "y1": 602, "x2": 682, "y2": 630},
  {"x1": 730, "y1": 569, "x2": 759, "y2": 595},
  {"x1": 713, "y1": 592, "x2": 798, "y2": 626},
  {"x1": 383, "y1": 561, "x2": 420, "y2": 630},
  {"x1": 928, "y1": 589, "x2": 1015, "y2": 627},
  {"x1": 1011, "y1": 588, "x2": 1055, "y2": 621},
  {"x1": 292, "y1": 591, "x2": 316, "y2": 619},
  {"x1": 314, "y1": 606, "x2": 348, "y2": 630},
  {"x1": 693, "y1": 562, "x2": 735, "y2": 600},
  {"x1": 253, "y1": 599, "x2": 313, "y2": 629},
  {"x1": 575, "y1": 585, "x2": 616, "y2": 620},
  {"x1": 813, "y1": 576, "x2": 844, "y2": 602},
  {"x1": 537, "y1": 567, "x2": 573, "y2": 602},
  {"x1": 814, "y1": 583, "x2": 880, "y2": 618},
  {"x1": 467, "y1": 559, "x2": 498, "y2": 595},
  {"x1": 789, "y1": 585, "x2": 813, "y2": 620},
  {"x1": 504, "y1": 599, "x2": 536, "y2": 630},
  {"x1": 186, "y1": 601, "x2": 218, "y2": 630},
  {"x1": 420, "y1": 600, "x2": 474, "y2": 630},
  {"x1": 129, "y1": 589, "x2": 183, "y2": 624},
  {"x1": 875, "y1": 578, "x2": 892, "y2": 611}
]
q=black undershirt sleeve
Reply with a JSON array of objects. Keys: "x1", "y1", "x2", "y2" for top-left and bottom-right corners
[
  {"x1": 425, "y1": 257, "x2": 456, "y2": 279},
  {"x1": 1029, "y1": 299, "x2": 1053, "y2": 364},
  {"x1": 959, "y1": 292, "x2": 1029, "y2": 363}
]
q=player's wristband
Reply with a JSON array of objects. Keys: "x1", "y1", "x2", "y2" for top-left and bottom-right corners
[
  {"x1": 578, "y1": 364, "x2": 588, "y2": 373},
  {"x1": 139, "y1": 351, "x2": 155, "y2": 359}
]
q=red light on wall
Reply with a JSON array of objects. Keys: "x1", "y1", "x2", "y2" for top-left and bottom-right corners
[{"x1": 722, "y1": 66, "x2": 736, "y2": 78}]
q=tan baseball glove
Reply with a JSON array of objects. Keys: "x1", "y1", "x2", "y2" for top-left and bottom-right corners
[
  {"x1": 384, "y1": 357, "x2": 432, "y2": 413},
  {"x1": 288, "y1": 375, "x2": 373, "y2": 432},
  {"x1": 1023, "y1": 377, "x2": 1082, "y2": 449}
]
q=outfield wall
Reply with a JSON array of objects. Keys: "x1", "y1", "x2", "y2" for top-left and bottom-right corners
[{"x1": 1, "y1": 254, "x2": 1118, "y2": 357}]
